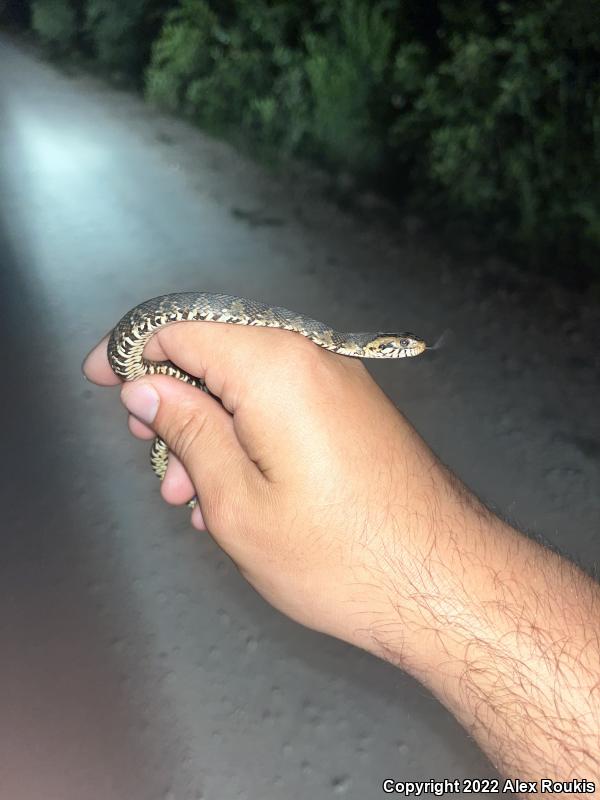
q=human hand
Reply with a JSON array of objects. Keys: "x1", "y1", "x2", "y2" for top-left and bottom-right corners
[{"x1": 83, "y1": 319, "x2": 443, "y2": 655}]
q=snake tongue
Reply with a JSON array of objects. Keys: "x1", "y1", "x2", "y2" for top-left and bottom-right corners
[{"x1": 428, "y1": 329, "x2": 454, "y2": 351}]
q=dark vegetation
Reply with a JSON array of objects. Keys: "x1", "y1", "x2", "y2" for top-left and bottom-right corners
[{"x1": 2, "y1": 0, "x2": 599, "y2": 281}]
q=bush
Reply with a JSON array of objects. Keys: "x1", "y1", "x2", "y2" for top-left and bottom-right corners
[
  {"x1": 220, "y1": 3, "x2": 313, "y2": 152},
  {"x1": 31, "y1": 0, "x2": 77, "y2": 53},
  {"x1": 187, "y1": 46, "x2": 271, "y2": 130},
  {"x1": 390, "y1": 1, "x2": 600, "y2": 268},
  {"x1": 245, "y1": 46, "x2": 311, "y2": 153},
  {"x1": 145, "y1": 0, "x2": 221, "y2": 112},
  {"x1": 304, "y1": 0, "x2": 394, "y2": 171},
  {"x1": 85, "y1": 0, "x2": 170, "y2": 78},
  {"x1": 146, "y1": 0, "x2": 307, "y2": 148}
]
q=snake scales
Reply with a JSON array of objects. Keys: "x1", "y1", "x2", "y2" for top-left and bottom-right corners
[{"x1": 107, "y1": 292, "x2": 427, "y2": 507}]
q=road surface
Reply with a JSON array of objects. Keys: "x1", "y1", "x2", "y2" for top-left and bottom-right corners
[{"x1": 1, "y1": 32, "x2": 598, "y2": 800}]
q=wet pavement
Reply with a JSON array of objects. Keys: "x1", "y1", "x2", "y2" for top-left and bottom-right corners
[{"x1": 1, "y1": 32, "x2": 598, "y2": 800}]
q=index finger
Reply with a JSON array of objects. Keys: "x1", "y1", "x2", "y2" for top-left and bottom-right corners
[
  {"x1": 81, "y1": 325, "x2": 175, "y2": 386},
  {"x1": 82, "y1": 314, "x2": 317, "y2": 403},
  {"x1": 146, "y1": 319, "x2": 322, "y2": 414},
  {"x1": 82, "y1": 334, "x2": 120, "y2": 385}
]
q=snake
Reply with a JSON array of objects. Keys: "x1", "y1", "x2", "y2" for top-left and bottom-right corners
[{"x1": 107, "y1": 292, "x2": 427, "y2": 508}]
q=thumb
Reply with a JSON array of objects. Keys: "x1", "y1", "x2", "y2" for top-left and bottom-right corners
[{"x1": 120, "y1": 375, "x2": 256, "y2": 514}]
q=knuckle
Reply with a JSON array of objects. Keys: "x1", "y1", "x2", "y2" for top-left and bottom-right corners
[
  {"x1": 273, "y1": 333, "x2": 330, "y2": 383},
  {"x1": 163, "y1": 404, "x2": 206, "y2": 464}
]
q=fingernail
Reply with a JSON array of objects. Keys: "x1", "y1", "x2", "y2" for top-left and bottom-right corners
[{"x1": 121, "y1": 382, "x2": 160, "y2": 425}]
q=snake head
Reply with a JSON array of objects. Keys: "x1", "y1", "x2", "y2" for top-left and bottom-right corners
[{"x1": 364, "y1": 333, "x2": 427, "y2": 358}]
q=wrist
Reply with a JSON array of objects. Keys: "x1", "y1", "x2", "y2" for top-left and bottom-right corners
[{"x1": 355, "y1": 461, "x2": 512, "y2": 677}]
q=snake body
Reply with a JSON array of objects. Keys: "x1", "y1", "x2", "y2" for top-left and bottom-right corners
[{"x1": 107, "y1": 292, "x2": 427, "y2": 506}]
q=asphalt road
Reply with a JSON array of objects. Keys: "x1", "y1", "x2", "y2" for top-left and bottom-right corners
[{"x1": 1, "y1": 32, "x2": 598, "y2": 800}]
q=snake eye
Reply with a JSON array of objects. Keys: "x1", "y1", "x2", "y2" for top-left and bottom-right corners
[{"x1": 400, "y1": 338, "x2": 411, "y2": 348}]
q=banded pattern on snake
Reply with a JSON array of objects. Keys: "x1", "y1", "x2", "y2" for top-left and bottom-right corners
[{"x1": 107, "y1": 292, "x2": 427, "y2": 507}]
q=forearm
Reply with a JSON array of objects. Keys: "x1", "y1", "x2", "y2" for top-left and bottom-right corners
[{"x1": 366, "y1": 463, "x2": 600, "y2": 784}]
